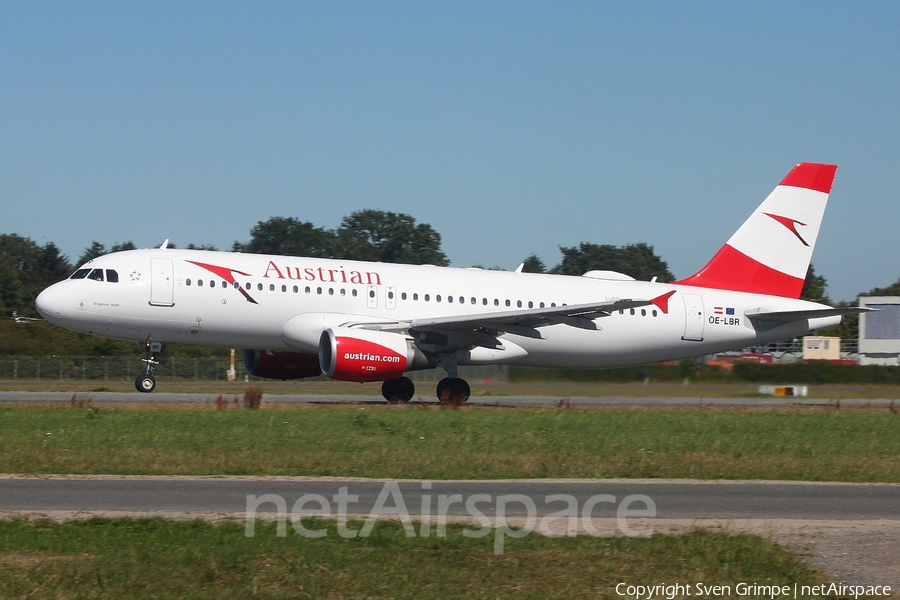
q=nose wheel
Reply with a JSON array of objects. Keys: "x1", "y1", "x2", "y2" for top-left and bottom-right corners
[
  {"x1": 135, "y1": 340, "x2": 162, "y2": 393},
  {"x1": 135, "y1": 374, "x2": 157, "y2": 393}
]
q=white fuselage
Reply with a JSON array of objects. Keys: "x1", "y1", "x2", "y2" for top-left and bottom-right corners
[{"x1": 35, "y1": 248, "x2": 838, "y2": 369}]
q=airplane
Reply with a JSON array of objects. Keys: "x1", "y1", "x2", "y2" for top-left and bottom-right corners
[{"x1": 35, "y1": 163, "x2": 866, "y2": 403}]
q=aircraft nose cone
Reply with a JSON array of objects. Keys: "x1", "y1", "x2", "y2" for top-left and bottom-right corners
[{"x1": 35, "y1": 284, "x2": 65, "y2": 319}]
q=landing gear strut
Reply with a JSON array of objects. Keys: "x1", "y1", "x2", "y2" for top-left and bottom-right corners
[
  {"x1": 135, "y1": 340, "x2": 162, "y2": 393},
  {"x1": 381, "y1": 377, "x2": 415, "y2": 404},
  {"x1": 435, "y1": 355, "x2": 470, "y2": 405}
]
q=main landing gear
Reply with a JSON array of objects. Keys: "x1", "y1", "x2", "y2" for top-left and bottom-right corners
[
  {"x1": 381, "y1": 377, "x2": 416, "y2": 404},
  {"x1": 379, "y1": 375, "x2": 472, "y2": 405},
  {"x1": 135, "y1": 340, "x2": 162, "y2": 393},
  {"x1": 436, "y1": 377, "x2": 470, "y2": 406}
]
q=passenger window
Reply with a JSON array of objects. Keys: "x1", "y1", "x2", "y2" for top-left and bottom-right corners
[
  {"x1": 329, "y1": 288, "x2": 334, "y2": 295},
  {"x1": 198, "y1": 279, "x2": 204, "y2": 287},
  {"x1": 652, "y1": 309, "x2": 658, "y2": 317},
  {"x1": 246, "y1": 282, "x2": 251, "y2": 290},
  {"x1": 186, "y1": 278, "x2": 192, "y2": 286},
  {"x1": 70, "y1": 269, "x2": 91, "y2": 280},
  {"x1": 352, "y1": 289, "x2": 357, "y2": 297},
  {"x1": 340, "y1": 288, "x2": 346, "y2": 296},
  {"x1": 317, "y1": 287, "x2": 322, "y2": 295},
  {"x1": 258, "y1": 283, "x2": 263, "y2": 291},
  {"x1": 369, "y1": 290, "x2": 375, "y2": 298},
  {"x1": 305, "y1": 286, "x2": 311, "y2": 294},
  {"x1": 448, "y1": 296, "x2": 453, "y2": 303},
  {"x1": 269, "y1": 284, "x2": 275, "y2": 291},
  {"x1": 517, "y1": 300, "x2": 523, "y2": 308},
  {"x1": 293, "y1": 285, "x2": 299, "y2": 293},
  {"x1": 222, "y1": 281, "x2": 227, "y2": 289},
  {"x1": 641, "y1": 309, "x2": 646, "y2": 316},
  {"x1": 87, "y1": 269, "x2": 104, "y2": 282},
  {"x1": 388, "y1": 291, "x2": 394, "y2": 299},
  {"x1": 436, "y1": 295, "x2": 442, "y2": 302},
  {"x1": 481, "y1": 298, "x2": 487, "y2": 305},
  {"x1": 494, "y1": 299, "x2": 499, "y2": 306},
  {"x1": 630, "y1": 309, "x2": 635, "y2": 315},
  {"x1": 540, "y1": 302, "x2": 544, "y2": 308},
  {"x1": 505, "y1": 300, "x2": 511, "y2": 307},
  {"x1": 459, "y1": 296, "x2": 464, "y2": 304},
  {"x1": 281, "y1": 285, "x2": 287, "y2": 292},
  {"x1": 234, "y1": 282, "x2": 240, "y2": 289},
  {"x1": 413, "y1": 293, "x2": 418, "y2": 301},
  {"x1": 106, "y1": 270, "x2": 119, "y2": 283},
  {"x1": 425, "y1": 294, "x2": 430, "y2": 302},
  {"x1": 401, "y1": 292, "x2": 407, "y2": 300}
]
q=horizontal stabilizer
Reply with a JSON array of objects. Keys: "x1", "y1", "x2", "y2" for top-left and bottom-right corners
[{"x1": 746, "y1": 306, "x2": 873, "y2": 323}]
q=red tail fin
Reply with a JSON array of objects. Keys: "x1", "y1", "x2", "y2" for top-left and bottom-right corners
[{"x1": 675, "y1": 163, "x2": 836, "y2": 298}]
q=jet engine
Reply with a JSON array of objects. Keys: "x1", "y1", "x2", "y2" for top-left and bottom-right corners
[
  {"x1": 318, "y1": 327, "x2": 434, "y2": 382},
  {"x1": 243, "y1": 349, "x2": 322, "y2": 380}
]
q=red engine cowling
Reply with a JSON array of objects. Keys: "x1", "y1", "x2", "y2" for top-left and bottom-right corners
[
  {"x1": 318, "y1": 327, "x2": 433, "y2": 382},
  {"x1": 243, "y1": 349, "x2": 322, "y2": 380}
]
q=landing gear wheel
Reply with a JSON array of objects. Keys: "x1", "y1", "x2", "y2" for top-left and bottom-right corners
[
  {"x1": 135, "y1": 374, "x2": 156, "y2": 393},
  {"x1": 436, "y1": 377, "x2": 470, "y2": 406},
  {"x1": 382, "y1": 377, "x2": 415, "y2": 404},
  {"x1": 137, "y1": 339, "x2": 162, "y2": 393}
]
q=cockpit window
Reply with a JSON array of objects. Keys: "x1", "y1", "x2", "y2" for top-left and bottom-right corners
[
  {"x1": 87, "y1": 269, "x2": 104, "y2": 282},
  {"x1": 70, "y1": 269, "x2": 91, "y2": 280},
  {"x1": 106, "y1": 270, "x2": 119, "y2": 283}
]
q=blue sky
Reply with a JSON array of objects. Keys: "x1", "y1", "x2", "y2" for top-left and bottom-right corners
[{"x1": 1, "y1": 1, "x2": 898, "y2": 301}]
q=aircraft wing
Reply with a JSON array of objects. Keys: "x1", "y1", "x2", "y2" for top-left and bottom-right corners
[
  {"x1": 745, "y1": 306, "x2": 874, "y2": 323},
  {"x1": 406, "y1": 292, "x2": 676, "y2": 338}
]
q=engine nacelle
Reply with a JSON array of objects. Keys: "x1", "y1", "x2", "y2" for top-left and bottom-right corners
[
  {"x1": 318, "y1": 327, "x2": 434, "y2": 382},
  {"x1": 243, "y1": 349, "x2": 322, "y2": 380}
]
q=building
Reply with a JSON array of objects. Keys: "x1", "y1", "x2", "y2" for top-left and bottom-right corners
[
  {"x1": 802, "y1": 336, "x2": 841, "y2": 361},
  {"x1": 859, "y1": 296, "x2": 900, "y2": 366}
]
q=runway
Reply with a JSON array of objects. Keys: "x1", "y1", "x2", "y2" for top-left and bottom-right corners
[
  {"x1": 1, "y1": 476, "x2": 898, "y2": 520},
  {"x1": 0, "y1": 391, "x2": 894, "y2": 408}
]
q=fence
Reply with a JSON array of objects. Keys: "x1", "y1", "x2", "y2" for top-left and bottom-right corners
[
  {"x1": 0, "y1": 356, "x2": 509, "y2": 384},
  {"x1": 0, "y1": 356, "x2": 237, "y2": 383}
]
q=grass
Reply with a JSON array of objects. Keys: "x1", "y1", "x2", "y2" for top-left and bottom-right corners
[
  {"x1": 5, "y1": 378, "x2": 900, "y2": 399},
  {"x1": 1, "y1": 404, "x2": 898, "y2": 481},
  {"x1": 0, "y1": 518, "x2": 830, "y2": 599}
]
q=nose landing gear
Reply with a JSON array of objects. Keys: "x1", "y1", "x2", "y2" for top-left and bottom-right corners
[{"x1": 135, "y1": 340, "x2": 162, "y2": 393}]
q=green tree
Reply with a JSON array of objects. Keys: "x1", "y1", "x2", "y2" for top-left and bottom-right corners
[
  {"x1": 78, "y1": 241, "x2": 136, "y2": 265},
  {"x1": 0, "y1": 235, "x2": 72, "y2": 318},
  {"x1": 521, "y1": 254, "x2": 547, "y2": 273},
  {"x1": 335, "y1": 210, "x2": 448, "y2": 265},
  {"x1": 550, "y1": 242, "x2": 674, "y2": 282},
  {"x1": 237, "y1": 217, "x2": 336, "y2": 257},
  {"x1": 77, "y1": 241, "x2": 107, "y2": 265},
  {"x1": 865, "y1": 277, "x2": 900, "y2": 296},
  {"x1": 799, "y1": 264, "x2": 831, "y2": 305}
]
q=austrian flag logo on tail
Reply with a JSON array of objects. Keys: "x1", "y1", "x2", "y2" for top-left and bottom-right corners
[{"x1": 763, "y1": 213, "x2": 809, "y2": 247}]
